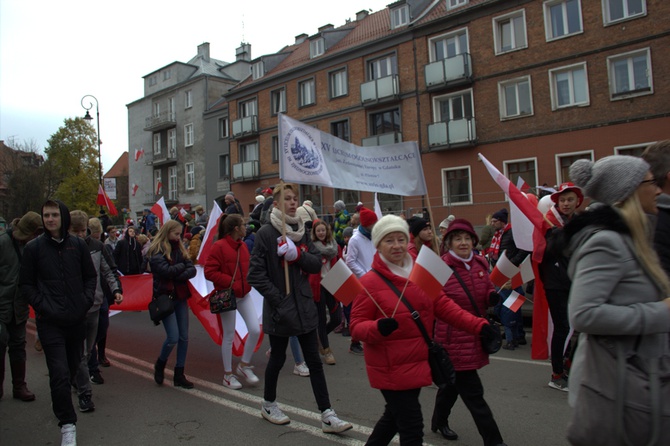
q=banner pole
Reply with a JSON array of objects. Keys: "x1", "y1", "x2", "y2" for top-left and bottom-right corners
[
  {"x1": 279, "y1": 181, "x2": 291, "y2": 295},
  {"x1": 423, "y1": 194, "x2": 440, "y2": 254}
]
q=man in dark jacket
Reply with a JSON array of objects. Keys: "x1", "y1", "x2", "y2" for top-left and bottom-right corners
[
  {"x1": 642, "y1": 140, "x2": 670, "y2": 276},
  {"x1": 19, "y1": 200, "x2": 97, "y2": 446}
]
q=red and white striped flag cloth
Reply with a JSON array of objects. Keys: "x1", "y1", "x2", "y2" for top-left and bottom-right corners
[
  {"x1": 196, "y1": 201, "x2": 223, "y2": 265},
  {"x1": 511, "y1": 255, "x2": 534, "y2": 289},
  {"x1": 409, "y1": 245, "x2": 453, "y2": 300},
  {"x1": 503, "y1": 290, "x2": 526, "y2": 312},
  {"x1": 150, "y1": 196, "x2": 171, "y2": 225},
  {"x1": 489, "y1": 251, "x2": 519, "y2": 288},
  {"x1": 321, "y1": 259, "x2": 363, "y2": 306},
  {"x1": 134, "y1": 148, "x2": 144, "y2": 161},
  {"x1": 131, "y1": 183, "x2": 139, "y2": 197},
  {"x1": 155, "y1": 181, "x2": 163, "y2": 195}
]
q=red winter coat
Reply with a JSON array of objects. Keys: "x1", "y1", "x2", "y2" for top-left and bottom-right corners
[
  {"x1": 350, "y1": 252, "x2": 487, "y2": 391},
  {"x1": 308, "y1": 244, "x2": 342, "y2": 302},
  {"x1": 204, "y1": 235, "x2": 251, "y2": 298},
  {"x1": 434, "y1": 252, "x2": 495, "y2": 371}
]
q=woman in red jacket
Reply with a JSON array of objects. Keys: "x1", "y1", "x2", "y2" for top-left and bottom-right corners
[
  {"x1": 204, "y1": 214, "x2": 261, "y2": 390},
  {"x1": 350, "y1": 215, "x2": 496, "y2": 445},
  {"x1": 431, "y1": 219, "x2": 506, "y2": 445}
]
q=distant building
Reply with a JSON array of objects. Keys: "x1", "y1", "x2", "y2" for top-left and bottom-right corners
[{"x1": 0, "y1": 140, "x2": 44, "y2": 220}]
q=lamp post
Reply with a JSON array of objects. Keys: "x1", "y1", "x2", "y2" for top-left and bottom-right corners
[{"x1": 81, "y1": 94, "x2": 103, "y2": 187}]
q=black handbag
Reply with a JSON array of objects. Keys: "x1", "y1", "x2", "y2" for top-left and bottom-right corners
[
  {"x1": 451, "y1": 269, "x2": 503, "y2": 354},
  {"x1": 148, "y1": 293, "x2": 174, "y2": 326},
  {"x1": 209, "y1": 249, "x2": 240, "y2": 314},
  {"x1": 372, "y1": 270, "x2": 455, "y2": 388}
]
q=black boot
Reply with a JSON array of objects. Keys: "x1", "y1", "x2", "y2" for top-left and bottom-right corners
[
  {"x1": 431, "y1": 423, "x2": 458, "y2": 440},
  {"x1": 154, "y1": 358, "x2": 167, "y2": 385},
  {"x1": 0, "y1": 353, "x2": 4, "y2": 399},
  {"x1": 173, "y1": 367, "x2": 194, "y2": 389},
  {"x1": 10, "y1": 360, "x2": 35, "y2": 401}
]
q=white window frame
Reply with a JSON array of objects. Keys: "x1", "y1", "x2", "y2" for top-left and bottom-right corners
[
  {"x1": 167, "y1": 129, "x2": 177, "y2": 156},
  {"x1": 184, "y1": 90, "x2": 192, "y2": 109},
  {"x1": 548, "y1": 62, "x2": 590, "y2": 110},
  {"x1": 154, "y1": 169, "x2": 162, "y2": 194},
  {"x1": 239, "y1": 141, "x2": 259, "y2": 162},
  {"x1": 544, "y1": 0, "x2": 583, "y2": 41},
  {"x1": 271, "y1": 89, "x2": 286, "y2": 115},
  {"x1": 168, "y1": 166, "x2": 178, "y2": 200},
  {"x1": 153, "y1": 102, "x2": 160, "y2": 117},
  {"x1": 184, "y1": 123, "x2": 194, "y2": 147},
  {"x1": 432, "y1": 88, "x2": 474, "y2": 122},
  {"x1": 428, "y1": 28, "x2": 469, "y2": 62},
  {"x1": 298, "y1": 78, "x2": 316, "y2": 107},
  {"x1": 441, "y1": 165, "x2": 472, "y2": 206},
  {"x1": 554, "y1": 150, "x2": 594, "y2": 184},
  {"x1": 503, "y1": 157, "x2": 539, "y2": 195},
  {"x1": 499, "y1": 76, "x2": 533, "y2": 120},
  {"x1": 614, "y1": 142, "x2": 653, "y2": 157},
  {"x1": 391, "y1": 5, "x2": 410, "y2": 29},
  {"x1": 368, "y1": 54, "x2": 397, "y2": 80},
  {"x1": 185, "y1": 163, "x2": 195, "y2": 190},
  {"x1": 252, "y1": 61, "x2": 264, "y2": 80},
  {"x1": 607, "y1": 48, "x2": 653, "y2": 100},
  {"x1": 310, "y1": 38, "x2": 325, "y2": 58},
  {"x1": 329, "y1": 68, "x2": 348, "y2": 98},
  {"x1": 218, "y1": 118, "x2": 229, "y2": 138},
  {"x1": 602, "y1": 0, "x2": 646, "y2": 25},
  {"x1": 493, "y1": 9, "x2": 527, "y2": 54},
  {"x1": 168, "y1": 97, "x2": 175, "y2": 119},
  {"x1": 447, "y1": 0, "x2": 468, "y2": 10},
  {"x1": 153, "y1": 133, "x2": 161, "y2": 155},
  {"x1": 240, "y1": 99, "x2": 257, "y2": 118}
]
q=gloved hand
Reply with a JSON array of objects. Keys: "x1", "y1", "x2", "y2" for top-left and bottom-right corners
[
  {"x1": 277, "y1": 237, "x2": 299, "y2": 262},
  {"x1": 479, "y1": 323, "x2": 502, "y2": 353},
  {"x1": 488, "y1": 292, "x2": 501, "y2": 307},
  {"x1": 501, "y1": 280, "x2": 512, "y2": 291},
  {"x1": 377, "y1": 318, "x2": 399, "y2": 336}
]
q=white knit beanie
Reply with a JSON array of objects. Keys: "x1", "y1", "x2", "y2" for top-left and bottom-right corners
[
  {"x1": 371, "y1": 214, "x2": 409, "y2": 248},
  {"x1": 255, "y1": 195, "x2": 265, "y2": 204},
  {"x1": 570, "y1": 156, "x2": 649, "y2": 205}
]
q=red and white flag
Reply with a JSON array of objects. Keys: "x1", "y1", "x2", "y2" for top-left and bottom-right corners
[
  {"x1": 489, "y1": 251, "x2": 519, "y2": 288},
  {"x1": 150, "y1": 196, "x2": 171, "y2": 225},
  {"x1": 155, "y1": 181, "x2": 162, "y2": 195},
  {"x1": 134, "y1": 148, "x2": 144, "y2": 162},
  {"x1": 321, "y1": 259, "x2": 363, "y2": 306},
  {"x1": 503, "y1": 290, "x2": 526, "y2": 312},
  {"x1": 131, "y1": 183, "x2": 139, "y2": 197},
  {"x1": 196, "y1": 201, "x2": 223, "y2": 265},
  {"x1": 511, "y1": 255, "x2": 534, "y2": 289},
  {"x1": 96, "y1": 184, "x2": 118, "y2": 216},
  {"x1": 409, "y1": 246, "x2": 453, "y2": 300},
  {"x1": 516, "y1": 177, "x2": 530, "y2": 193}
]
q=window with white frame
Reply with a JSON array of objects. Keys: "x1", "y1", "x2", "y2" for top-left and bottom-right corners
[
  {"x1": 298, "y1": 78, "x2": 315, "y2": 107},
  {"x1": 218, "y1": 154, "x2": 230, "y2": 179},
  {"x1": 391, "y1": 5, "x2": 409, "y2": 28},
  {"x1": 185, "y1": 90, "x2": 192, "y2": 109},
  {"x1": 434, "y1": 90, "x2": 474, "y2": 122},
  {"x1": 239, "y1": 99, "x2": 257, "y2": 117},
  {"x1": 185, "y1": 163, "x2": 194, "y2": 190},
  {"x1": 168, "y1": 166, "x2": 178, "y2": 200},
  {"x1": 153, "y1": 102, "x2": 160, "y2": 117},
  {"x1": 505, "y1": 159, "x2": 537, "y2": 189},
  {"x1": 153, "y1": 133, "x2": 161, "y2": 155},
  {"x1": 154, "y1": 169, "x2": 162, "y2": 194},
  {"x1": 557, "y1": 152, "x2": 592, "y2": 183},
  {"x1": 429, "y1": 29, "x2": 468, "y2": 62},
  {"x1": 368, "y1": 54, "x2": 397, "y2": 80},
  {"x1": 168, "y1": 97, "x2": 175, "y2": 119},
  {"x1": 184, "y1": 123, "x2": 194, "y2": 147},
  {"x1": 549, "y1": 63, "x2": 589, "y2": 109},
  {"x1": 608, "y1": 48, "x2": 652, "y2": 98},
  {"x1": 272, "y1": 136, "x2": 279, "y2": 164},
  {"x1": 218, "y1": 118, "x2": 229, "y2": 138},
  {"x1": 615, "y1": 143, "x2": 648, "y2": 157},
  {"x1": 544, "y1": 0, "x2": 583, "y2": 41},
  {"x1": 493, "y1": 10, "x2": 527, "y2": 54},
  {"x1": 329, "y1": 68, "x2": 348, "y2": 98},
  {"x1": 499, "y1": 76, "x2": 533, "y2": 119},
  {"x1": 603, "y1": 0, "x2": 646, "y2": 24},
  {"x1": 252, "y1": 61, "x2": 264, "y2": 80},
  {"x1": 240, "y1": 142, "x2": 259, "y2": 162},
  {"x1": 310, "y1": 38, "x2": 325, "y2": 58},
  {"x1": 167, "y1": 129, "x2": 176, "y2": 156},
  {"x1": 447, "y1": 0, "x2": 468, "y2": 10},
  {"x1": 271, "y1": 89, "x2": 286, "y2": 115},
  {"x1": 442, "y1": 166, "x2": 472, "y2": 205}
]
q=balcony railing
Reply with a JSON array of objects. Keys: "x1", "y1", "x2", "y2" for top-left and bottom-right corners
[
  {"x1": 361, "y1": 131, "x2": 403, "y2": 147},
  {"x1": 427, "y1": 118, "x2": 477, "y2": 149},
  {"x1": 232, "y1": 160, "x2": 260, "y2": 181},
  {"x1": 360, "y1": 75, "x2": 399, "y2": 104},
  {"x1": 424, "y1": 53, "x2": 472, "y2": 90},
  {"x1": 231, "y1": 116, "x2": 258, "y2": 138},
  {"x1": 144, "y1": 111, "x2": 176, "y2": 131},
  {"x1": 151, "y1": 148, "x2": 177, "y2": 166}
]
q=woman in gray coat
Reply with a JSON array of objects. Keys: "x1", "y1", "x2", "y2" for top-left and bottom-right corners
[{"x1": 560, "y1": 155, "x2": 670, "y2": 446}]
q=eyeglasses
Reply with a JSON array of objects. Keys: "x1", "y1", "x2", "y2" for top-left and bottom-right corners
[{"x1": 640, "y1": 179, "x2": 658, "y2": 186}]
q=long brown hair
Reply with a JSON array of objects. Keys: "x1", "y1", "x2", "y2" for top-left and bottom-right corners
[
  {"x1": 146, "y1": 220, "x2": 189, "y2": 262},
  {"x1": 311, "y1": 219, "x2": 334, "y2": 243},
  {"x1": 216, "y1": 213, "x2": 244, "y2": 240}
]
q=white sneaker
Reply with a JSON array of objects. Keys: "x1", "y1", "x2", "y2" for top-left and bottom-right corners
[
  {"x1": 61, "y1": 423, "x2": 76, "y2": 446},
  {"x1": 236, "y1": 364, "x2": 259, "y2": 385},
  {"x1": 261, "y1": 400, "x2": 290, "y2": 425},
  {"x1": 222, "y1": 374, "x2": 242, "y2": 390},
  {"x1": 293, "y1": 362, "x2": 310, "y2": 377},
  {"x1": 321, "y1": 408, "x2": 353, "y2": 433}
]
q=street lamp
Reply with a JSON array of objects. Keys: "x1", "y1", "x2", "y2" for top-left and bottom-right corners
[{"x1": 81, "y1": 95, "x2": 103, "y2": 187}]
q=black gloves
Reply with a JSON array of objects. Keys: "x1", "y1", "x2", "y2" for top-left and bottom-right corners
[
  {"x1": 488, "y1": 292, "x2": 501, "y2": 307},
  {"x1": 479, "y1": 323, "x2": 503, "y2": 354},
  {"x1": 377, "y1": 318, "x2": 399, "y2": 336}
]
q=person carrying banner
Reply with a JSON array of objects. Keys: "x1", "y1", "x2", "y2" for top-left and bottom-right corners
[{"x1": 247, "y1": 182, "x2": 352, "y2": 433}]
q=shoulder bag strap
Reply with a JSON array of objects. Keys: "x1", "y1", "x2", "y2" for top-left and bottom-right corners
[
  {"x1": 451, "y1": 269, "x2": 484, "y2": 318},
  {"x1": 371, "y1": 269, "x2": 433, "y2": 348},
  {"x1": 230, "y1": 248, "x2": 241, "y2": 285}
]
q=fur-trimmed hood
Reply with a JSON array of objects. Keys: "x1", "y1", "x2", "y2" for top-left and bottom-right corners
[{"x1": 556, "y1": 204, "x2": 630, "y2": 257}]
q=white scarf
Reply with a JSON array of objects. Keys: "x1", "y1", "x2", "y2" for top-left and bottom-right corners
[
  {"x1": 449, "y1": 249, "x2": 474, "y2": 270},
  {"x1": 380, "y1": 253, "x2": 414, "y2": 278},
  {"x1": 270, "y1": 208, "x2": 305, "y2": 242}
]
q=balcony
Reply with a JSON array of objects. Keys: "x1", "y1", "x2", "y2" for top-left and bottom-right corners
[
  {"x1": 427, "y1": 118, "x2": 477, "y2": 149},
  {"x1": 232, "y1": 160, "x2": 260, "y2": 181},
  {"x1": 150, "y1": 148, "x2": 177, "y2": 166},
  {"x1": 424, "y1": 53, "x2": 472, "y2": 91},
  {"x1": 360, "y1": 75, "x2": 399, "y2": 105},
  {"x1": 361, "y1": 131, "x2": 403, "y2": 147},
  {"x1": 144, "y1": 111, "x2": 176, "y2": 131},
  {"x1": 231, "y1": 116, "x2": 258, "y2": 138}
]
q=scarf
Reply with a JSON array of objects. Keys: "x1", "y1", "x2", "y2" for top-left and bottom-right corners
[
  {"x1": 358, "y1": 225, "x2": 372, "y2": 240},
  {"x1": 380, "y1": 253, "x2": 413, "y2": 278},
  {"x1": 270, "y1": 208, "x2": 305, "y2": 242},
  {"x1": 488, "y1": 226, "x2": 506, "y2": 258},
  {"x1": 449, "y1": 249, "x2": 474, "y2": 271},
  {"x1": 314, "y1": 240, "x2": 338, "y2": 260}
]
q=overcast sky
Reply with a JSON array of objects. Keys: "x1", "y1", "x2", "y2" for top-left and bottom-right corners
[{"x1": 0, "y1": 0, "x2": 390, "y2": 173}]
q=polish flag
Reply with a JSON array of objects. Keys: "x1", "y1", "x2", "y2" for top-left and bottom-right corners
[
  {"x1": 503, "y1": 290, "x2": 526, "y2": 312},
  {"x1": 516, "y1": 177, "x2": 530, "y2": 193},
  {"x1": 409, "y1": 246, "x2": 453, "y2": 300},
  {"x1": 489, "y1": 251, "x2": 519, "y2": 288},
  {"x1": 131, "y1": 183, "x2": 139, "y2": 197},
  {"x1": 96, "y1": 184, "x2": 119, "y2": 216},
  {"x1": 196, "y1": 201, "x2": 223, "y2": 265},
  {"x1": 373, "y1": 192, "x2": 383, "y2": 220},
  {"x1": 321, "y1": 259, "x2": 363, "y2": 306},
  {"x1": 150, "y1": 196, "x2": 171, "y2": 225},
  {"x1": 134, "y1": 148, "x2": 145, "y2": 161},
  {"x1": 511, "y1": 255, "x2": 534, "y2": 289},
  {"x1": 156, "y1": 181, "x2": 162, "y2": 195}
]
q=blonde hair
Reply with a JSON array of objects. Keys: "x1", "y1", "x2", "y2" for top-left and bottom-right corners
[
  {"x1": 146, "y1": 220, "x2": 189, "y2": 262},
  {"x1": 70, "y1": 210, "x2": 89, "y2": 231},
  {"x1": 88, "y1": 217, "x2": 102, "y2": 235},
  {"x1": 272, "y1": 182, "x2": 299, "y2": 200},
  {"x1": 616, "y1": 194, "x2": 670, "y2": 294}
]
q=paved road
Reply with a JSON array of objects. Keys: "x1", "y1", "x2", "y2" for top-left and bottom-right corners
[{"x1": 1, "y1": 311, "x2": 572, "y2": 445}]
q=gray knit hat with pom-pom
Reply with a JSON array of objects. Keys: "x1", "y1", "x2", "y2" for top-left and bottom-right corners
[{"x1": 569, "y1": 156, "x2": 649, "y2": 205}]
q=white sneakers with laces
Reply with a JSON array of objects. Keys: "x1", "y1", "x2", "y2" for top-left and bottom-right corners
[
  {"x1": 61, "y1": 423, "x2": 76, "y2": 446},
  {"x1": 293, "y1": 362, "x2": 310, "y2": 377},
  {"x1": 261, "y1": 400, "x2": 290, "y2": 425},
  {"x1": 321, "y1": 408, "x2": 353, "y2": 433},
  {"x1": 222, "y1": 374, "x2": 242, "y2": 390},
  {"x1": 236, "y1": 364, "x2": 259, "y2": 384}
]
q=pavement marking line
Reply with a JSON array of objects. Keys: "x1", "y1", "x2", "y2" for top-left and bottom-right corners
[{"x1": 490, "y1": 356, "x2": 551, "y2": 366}]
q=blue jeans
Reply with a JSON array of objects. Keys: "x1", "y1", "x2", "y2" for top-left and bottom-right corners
[{"x1": 159, "y1": 299, "x2": 189, "y2": 368}]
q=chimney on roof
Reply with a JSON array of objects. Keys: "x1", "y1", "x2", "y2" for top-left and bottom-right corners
[
  {"x1": 356, "y1": 10, "x2": 369, "y2": 21},
  {"x1": 318, "y1": 24, "x2": 334, "y2": 33},
  {"x1": 197, "y1": 42, "x2": 210, "y2": 63},
  {"x1": 295, "y1": 33, "x2": 308, "y2": 44},
  {"x1": 236, "y1": 43, "x2": 251, "y2": 62}
]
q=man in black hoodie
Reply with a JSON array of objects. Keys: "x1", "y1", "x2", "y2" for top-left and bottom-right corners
[{"x1": 19, "y1": 200, "x2": 97, "y2": 446}]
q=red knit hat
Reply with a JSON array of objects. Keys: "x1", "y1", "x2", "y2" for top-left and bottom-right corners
[{"x1": 359, "y1": 207, "x2": 378, "y2": 227}]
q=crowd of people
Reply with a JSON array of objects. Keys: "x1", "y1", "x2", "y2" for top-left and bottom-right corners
[{"x1": 2, "y1": 140, "x2": 670, "y2": 446}]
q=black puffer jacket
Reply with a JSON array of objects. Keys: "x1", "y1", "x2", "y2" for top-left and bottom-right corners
[{"x1": 148, "y1": 242, "x2": 196, "y2": 300}]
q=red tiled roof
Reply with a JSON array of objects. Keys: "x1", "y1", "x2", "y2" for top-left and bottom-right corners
[{"x1": 104, "y1": 151, "x2": 128, "y2": 178}]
